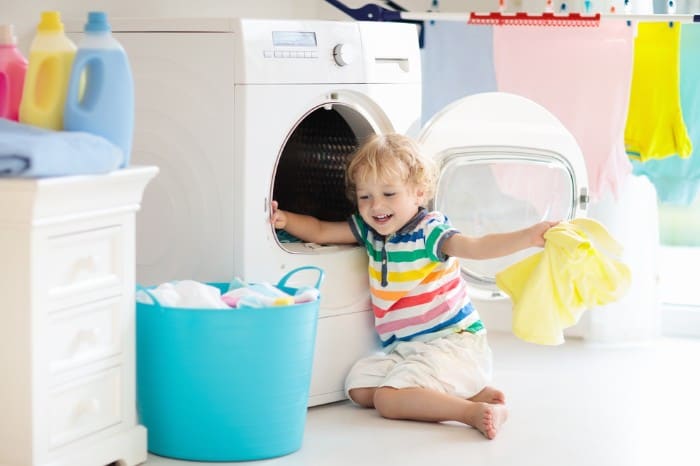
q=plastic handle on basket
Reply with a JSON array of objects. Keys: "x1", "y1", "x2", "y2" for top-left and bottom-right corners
[
  {"x1": 277, "y1": 266, "x2": 325, "y2": 291},
  {"x1": 135, "y1": 284, "x2": 163, "y2": 308}
]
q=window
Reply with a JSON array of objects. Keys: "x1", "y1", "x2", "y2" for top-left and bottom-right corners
[{"x1": 658, "y1": 196, "x2": 700, "y2": 338}]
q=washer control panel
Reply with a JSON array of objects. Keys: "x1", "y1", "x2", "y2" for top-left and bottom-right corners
[
  {"x1": 263, "y1": 30, "x2": 319, "y2": 59},
  {"x1": 235, "y1": 19, "x2": 366, "y2": 84},
  {"x1": 263, "y1": 49, "x2": 319, "y2": 59}
]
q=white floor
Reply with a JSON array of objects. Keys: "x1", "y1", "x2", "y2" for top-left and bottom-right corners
[{"x1": 143, "y1": 332, "x2": 700, "y2": 466}]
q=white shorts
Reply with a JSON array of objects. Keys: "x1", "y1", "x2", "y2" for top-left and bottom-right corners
[{"x1": 344, "y1": 331, "x2": 493, "y2": 401}]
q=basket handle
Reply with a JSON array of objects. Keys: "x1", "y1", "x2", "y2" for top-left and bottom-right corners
[
  {"x1": 277, "y1": 266, "x2": 325, "y2": 291},
  {"x1": 135, "y1": 284, "x2": 163, "y2": 308}
]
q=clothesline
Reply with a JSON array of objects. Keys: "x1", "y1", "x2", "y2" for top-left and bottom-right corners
[
  {"x1": 324, "y1": 1, "x2": 700, "y2": 25},
  {"x1": 484, "y1": 18, "x2": 700, "y2": 205},
  {"x1": 399, "y1": 12, "x2": 700, "y2": 25}
]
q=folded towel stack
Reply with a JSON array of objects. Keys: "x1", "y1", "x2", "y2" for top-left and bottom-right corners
[{"x1": 0, "y1": 118, "x2": 124, "y2": 178}]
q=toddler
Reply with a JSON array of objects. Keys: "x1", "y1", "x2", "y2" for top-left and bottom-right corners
[{"x1": 271, "y1": 133, "x2": 555, "y2": 439}]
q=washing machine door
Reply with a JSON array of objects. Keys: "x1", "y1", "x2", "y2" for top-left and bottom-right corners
[{"x1": 418, "y1": 92, "x2": 589, "y2": 299}]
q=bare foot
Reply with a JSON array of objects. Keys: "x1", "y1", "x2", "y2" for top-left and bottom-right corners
[
  {"x1": 469, "y1": 386, "x2": 506, "y2": 405},
  {"x1": 465, "y1": 403, "x2": 508, "y2": 440}
]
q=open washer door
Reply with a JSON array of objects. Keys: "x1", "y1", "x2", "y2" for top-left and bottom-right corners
[{"x1": 418, "y1": 92, "x2": 589, "y2": 299}]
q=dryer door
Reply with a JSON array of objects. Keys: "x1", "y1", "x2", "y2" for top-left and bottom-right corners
[{"x1": 418, "y1": 92, "x2": 589, "y2": 299}]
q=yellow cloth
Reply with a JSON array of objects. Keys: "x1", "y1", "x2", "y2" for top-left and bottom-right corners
[
  {"x1": 495, "y1": 218, "x2": 631, "y2": 346},
  {"x1": 624, "y1": 22, "x2": 692, "y2": 161}
]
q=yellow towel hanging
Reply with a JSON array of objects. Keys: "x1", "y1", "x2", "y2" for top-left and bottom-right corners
[{"x1": 624, "y1": 22, "x2": 692, "y2": 161}]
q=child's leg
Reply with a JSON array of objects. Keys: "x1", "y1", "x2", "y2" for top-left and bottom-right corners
[
  {"x1": 373, "y1": 386, "x2": 508, "y2": 440},
  {"x1": 348, "y1": 386, "x2": 505, "y2": 410}
]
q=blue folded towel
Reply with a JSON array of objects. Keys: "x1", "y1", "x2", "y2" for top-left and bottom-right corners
[{"x1": 0, "y1": 118, "x2": 125, "y2": 177}]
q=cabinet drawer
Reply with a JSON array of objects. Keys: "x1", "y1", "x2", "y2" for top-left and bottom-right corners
[
  {"x1": 49, "y1": 366, "x2": 122, "y2": 449},
  {"x1": 46, "y1": 225, "x2": 124, "y2": 311},
  {"x1": 48, "y1": 297, "x2": 122, "y2": 376}
]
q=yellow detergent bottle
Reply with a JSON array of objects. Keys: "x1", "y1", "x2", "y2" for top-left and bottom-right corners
[{"x1": 19, "y1": 11, "x2": 76, "y2": 130}]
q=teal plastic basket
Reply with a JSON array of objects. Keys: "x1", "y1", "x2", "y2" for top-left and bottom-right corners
[{"x1": 136, "y1": 266, "x2": 324, "y2": 461}]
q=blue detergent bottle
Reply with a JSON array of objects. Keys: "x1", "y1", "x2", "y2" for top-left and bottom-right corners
[{"x1": 64, "y1": 11, "x2": 133, "y2": 167}]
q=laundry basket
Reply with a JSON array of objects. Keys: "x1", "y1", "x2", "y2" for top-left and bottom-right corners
[{"x1": 135, "y1": 266, "x2": 324, "y2": 461}]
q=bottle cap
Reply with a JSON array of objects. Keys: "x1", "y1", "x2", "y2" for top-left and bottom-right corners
[
  {"x1": 37, "y1": 11, "x2": 64, "y2": 33},
  {"x1": 0, "y1": 24, "x2": 17, "y2": 45},
  {"x1": 85, "y1": 11, "x2": 111, "y2": 33}
]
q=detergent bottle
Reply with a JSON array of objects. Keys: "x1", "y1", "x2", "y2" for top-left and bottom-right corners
[
  {"x1": 19, "y1": 11, "x2": 76, "y2": 130},
  {"x1": 0, "y1": 24, "x2": 28, "y2": 121},
  {"x1": 64, "y1": 11, "x2": 134, "y2": 167}
]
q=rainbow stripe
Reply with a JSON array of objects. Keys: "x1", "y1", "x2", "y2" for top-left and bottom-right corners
[{"x1": 350, "y1": 210, "x2": 485, "y2": 347}]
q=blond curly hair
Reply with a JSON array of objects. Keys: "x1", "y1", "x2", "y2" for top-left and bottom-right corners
[{"x1": 345, "y1": 133, "x2": 437, "y2": 206}]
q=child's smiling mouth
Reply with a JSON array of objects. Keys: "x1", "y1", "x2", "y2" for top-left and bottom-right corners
[{"x1": 373, "y1": 214, "x2": 393, "y2": 224}]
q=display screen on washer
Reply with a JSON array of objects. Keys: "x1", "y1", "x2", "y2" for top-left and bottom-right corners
[{"x1": 272, "y1": 31, "x2": 317, "y2": 47}]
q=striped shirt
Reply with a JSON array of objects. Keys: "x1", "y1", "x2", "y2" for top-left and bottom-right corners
[{"x1": 349, "y1": 208, "x2": 485, "y2": 349}]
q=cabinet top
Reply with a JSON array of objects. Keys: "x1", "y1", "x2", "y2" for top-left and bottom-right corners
[{"x1": 0, "y1": 166, "x2": 158, "y2": 225}]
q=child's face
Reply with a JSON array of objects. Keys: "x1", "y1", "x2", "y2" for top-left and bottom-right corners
[{"x1": 355, "y1": 177, "x2": 424, "y2": 236}]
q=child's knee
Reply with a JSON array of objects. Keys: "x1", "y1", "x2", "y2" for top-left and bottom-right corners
[
  {"x1": 373, "y1": 387, "x2": 400, "y2": 418},
  {"x1": 348, "y1": 387, "x2": 376, "y2": 408}
]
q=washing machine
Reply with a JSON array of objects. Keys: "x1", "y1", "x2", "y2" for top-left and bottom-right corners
[
  {"x1": 68, "y1": 17, "x2": 421, "y2": 406},
  {"x1": 69, "y1": 18, "x2": 589, "y2": 406}
]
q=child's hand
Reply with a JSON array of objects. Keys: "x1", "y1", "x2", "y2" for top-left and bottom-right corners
[
  {"x1": 529, "y1": 220, "x2": 559, "y2": 247},
  {"x1": 270, "y1": 200, "x2": 287, "y2": 229}
]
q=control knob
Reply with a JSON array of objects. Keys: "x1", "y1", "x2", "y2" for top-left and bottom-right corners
[{"x1": 333, "y1": 43, "x2": 355, "y2": 67}]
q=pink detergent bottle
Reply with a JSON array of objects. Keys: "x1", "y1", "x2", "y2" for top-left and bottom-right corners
[{"x1": 0, "y1": 24, "x2": 28, "y2": 121}]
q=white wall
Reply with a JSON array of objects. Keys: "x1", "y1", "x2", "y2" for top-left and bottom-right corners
[{"x1": 3, "y1": 0, "x2": 330, "y2": 53}]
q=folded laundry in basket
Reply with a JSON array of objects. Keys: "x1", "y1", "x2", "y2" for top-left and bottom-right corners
[
  {"x1": 136, "y1": 277, "x2": 322, "y2": 310},
  {"x1": 223, "y1": 277, "x2": 320, "y2": 308},
  {"x1": 136, "y1": 280, "x2": 231, "y2": 309},
  {"x1": 0, "y1": 118, "x2": 124, "y2": 177},
  {"x1": 223, "y1": 278, "x2": 295, "y2": 308}
]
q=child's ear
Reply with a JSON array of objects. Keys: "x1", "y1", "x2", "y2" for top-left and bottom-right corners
[{"x1": 415, "y1": 188, "x2": 426, "y2": 204}]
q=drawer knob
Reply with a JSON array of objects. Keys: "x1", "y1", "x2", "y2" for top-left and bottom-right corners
[
  {"x1": 73, "y1": 255, "x2": 99, "y2": 275},
  {"x1": 73, "y1": 398, "x2": 101, "y2": 419},
  {"x1": 69, "y1": 328, "x2": 100, "y2": 355}
]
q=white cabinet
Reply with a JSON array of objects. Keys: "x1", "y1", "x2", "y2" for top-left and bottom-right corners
[{"x1": 0, "y1": 167, "x2": 158, "y2": 466}]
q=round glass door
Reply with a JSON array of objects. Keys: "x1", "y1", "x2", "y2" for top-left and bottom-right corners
[
  {"x1": 272, "y1": 101, "x2": 381, "y2": 253},
  {"x1": 419, "y1": 92, "x2": 589, "y2": 297},
  {"x1": 434, "y1": 148, "x2": 578, "y2": 289}
]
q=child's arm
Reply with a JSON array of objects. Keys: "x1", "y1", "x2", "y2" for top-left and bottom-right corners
[
  {"x1": 270, "y1": 201, "x2": 357, "y2": 245},
  {"x1": 441, "y1": 221, "x2": 557, "y2": 260}
]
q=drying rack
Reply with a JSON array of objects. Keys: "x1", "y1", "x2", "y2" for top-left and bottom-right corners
[{"x1": 325, "y1": 0, "x2": 700, "y2": 27}]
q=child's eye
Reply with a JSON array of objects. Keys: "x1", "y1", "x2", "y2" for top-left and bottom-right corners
[
  {"x1": 358, "y1": 195, "x2": 370, "y2": 200},
  {"x1": 384, "y1": 192, "x2": 396, "y2": 197}
]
